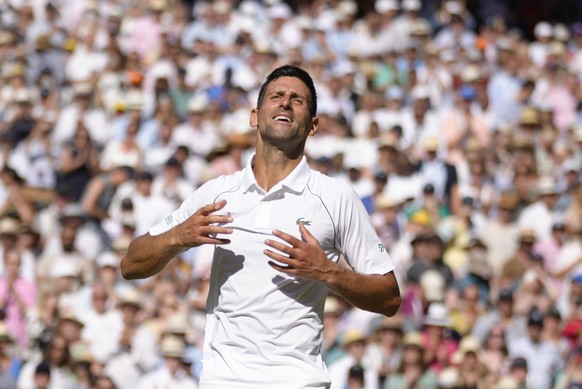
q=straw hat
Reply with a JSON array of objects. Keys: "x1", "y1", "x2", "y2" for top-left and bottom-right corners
[
  {"x1": 402, "y1": 331, "x2": 423, "y2": 348},
  {"x1": 58, "y1": 312, "x2": 85, "y2": 329},
  {"x1": 341, "y1": 330, "x2": 367, "y2": 347},
  {"x1": 118, "y1": 288, "x2": 142, "y2": 309},
  {"x1": 160, "y1": 335, "x2": 186, "y2": 358},
  {"x1": 165, "y1": 314, "x2": 190, "y2": 335}
]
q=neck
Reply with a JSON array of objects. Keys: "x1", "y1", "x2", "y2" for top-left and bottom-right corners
[{"x1": 253, "y1": 145, "x2": 303, "y2": 192}]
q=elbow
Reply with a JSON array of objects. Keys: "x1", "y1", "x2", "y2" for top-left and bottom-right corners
[
  {"x1": 383, "y1": 294, "x2": 402, "y2": 317},
  {"x1": 120, "y1": 255, "x2": 140, "y2": 280}
]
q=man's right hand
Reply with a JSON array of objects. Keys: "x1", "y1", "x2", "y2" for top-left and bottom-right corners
[{"x1": 172, "y1": 199, "x2": 233, "y2": 248}]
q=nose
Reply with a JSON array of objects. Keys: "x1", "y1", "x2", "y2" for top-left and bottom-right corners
[{"x1": 280, "y1": 94, "x2": 292, "y2": 108}]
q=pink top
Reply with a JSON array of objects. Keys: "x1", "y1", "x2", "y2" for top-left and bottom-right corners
[{"x1": 0, "y1": 278, "x2": 37, "y2": 350}]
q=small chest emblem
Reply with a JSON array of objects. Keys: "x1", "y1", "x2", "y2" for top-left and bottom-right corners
[{"x1": 296, "y1": 217, "x2": 312, "y2": 226}]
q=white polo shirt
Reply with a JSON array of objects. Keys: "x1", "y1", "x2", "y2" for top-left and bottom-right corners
[{"x1": 150, "y1": 155, "x2": 395, "y2": 389}]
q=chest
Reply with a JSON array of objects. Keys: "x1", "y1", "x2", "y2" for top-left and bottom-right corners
[{"x1": 218, "y1": 189, "x2": 336, "y2": 249}]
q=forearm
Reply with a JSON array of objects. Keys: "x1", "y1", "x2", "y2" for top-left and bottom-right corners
[
  {"x1": 120, "y1": 232, "x2": 186, "y2": 280},
  {"x1": 323, "y1": 265, "x2": 401, "y2": 316}
]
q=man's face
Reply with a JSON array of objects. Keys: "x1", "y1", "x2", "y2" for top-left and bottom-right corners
[{"x1": 250, "y1": 76, "x2": 318, "y2": 154}]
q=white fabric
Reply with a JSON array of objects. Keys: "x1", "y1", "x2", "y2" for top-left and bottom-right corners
[
  {"x1": 138, "y1": 365, "x2": 198, "y2": 389},
  {"x1": 517, "y1": 201, "x2": 561, "y2": 242},
  {"x1": 149, "y1": 155, "x2": 395, "y2": 388},
  {"x1": 81, "y1": 309, "x2": 124, "y2": 363}
]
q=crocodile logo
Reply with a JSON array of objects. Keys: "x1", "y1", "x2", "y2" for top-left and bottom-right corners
[{"x1": 296, "y1": 217, "x2": 312, "y2": 226}]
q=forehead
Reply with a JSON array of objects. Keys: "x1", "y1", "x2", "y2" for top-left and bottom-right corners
[{"x1": 265, "y1": 76, "x2": 311, "y2": 97}]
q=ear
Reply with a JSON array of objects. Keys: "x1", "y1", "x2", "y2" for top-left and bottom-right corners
[
  {"x1": 308, "y1": 116, "x2": 319, "y2": 136},
  {"x1": 249, "y1": 108, "x2": 258, "y2": 128}
]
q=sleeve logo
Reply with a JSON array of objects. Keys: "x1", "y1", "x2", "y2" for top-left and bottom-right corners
[
  {"x1": 165, "y1": 215, "x2": 173, "y2": 225},
  {"x1": 378, "y1": 243, "x2": 385, "y2": 252}
]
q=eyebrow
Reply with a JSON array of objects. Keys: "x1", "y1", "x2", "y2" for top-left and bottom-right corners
[{"x1": 271, "y1": 89, "x2": 307, "y2": 100}]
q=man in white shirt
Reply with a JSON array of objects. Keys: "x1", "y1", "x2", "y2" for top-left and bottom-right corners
[{"x1": 121, "y1": 65, "x2": 401, "y2": 388}]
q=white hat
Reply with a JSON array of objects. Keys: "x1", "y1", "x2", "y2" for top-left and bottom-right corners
[
  {"x1": 420, "y1": 270, "x2": 445, "y2": 302},
  {"x1": 268, "y1": 3, "x2": 292, "y2": 19},
  {"x1": 375, "y1": 0, "x2": 399, "y2": 13},
  {"x1": 331, "y1": 61, "x2": 356, "y2": 78},
  {"x1": 96, "y1": 252, "x2": 119, "y2": 268},
  {"x1": 385, "y1": 86, "x2": 404, "y2": 101},
  {"x1": 460, "y1": 65, "x2": 482, "y2": 82},
  {"x1": 495, "y1": 376, "x2": 520, "y2": 389},
  {"x1": 553, "y1": 23, "x2": 570, "y2": 41},
  {"x1": 562, "y1": 158, "x2": 579, "y2": 172},
  {"x1": 438, "y1": 367, "x2": 461, "y2": 388},
  {"x1": 536, "y1": 176, "x2": 560, "y2": 196},
  {"x1": 51, "y1": 261, "x2": 80, "y2": 278},
  {"x1": 423, "y1": 302, "x2": 452, "y2": 327},
  {"x1": 402, "y1": 0, "x2": 421, "y2": 11},
  {"x1": 337, "y1": 0, "x2": 358, "y2": 16},
  {"x1": 125, "y1": 90, "x2": 144, "y2": 111},
  {"x1": 445, "y1": 1, "x2": 463, "y2": 15},
  {"x1": 412, "y1": 20, "x2": 432, "y2": 36},
  {"x1": 13, "y1": 89, "x2": 32, "y2": 103},
  {"x1": 324, "y1": 296, "x2": 343, "y2": 316},
  {"x1": 410, "y1": 85, "x2": 431, "y2": 100},
  {"x1": 534, "y1": 21, "x2": 553, "y2": 38},
  {"x1": 239, "y1": 0, "x2": 260, "y2": 16},
  {"x1": 187, "y1": 94, "x2": 208, "y2": 113}
]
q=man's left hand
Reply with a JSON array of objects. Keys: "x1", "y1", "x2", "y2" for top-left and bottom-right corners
[{"x1": 264, "y1": 224, "x2": 334, "y2": 282}]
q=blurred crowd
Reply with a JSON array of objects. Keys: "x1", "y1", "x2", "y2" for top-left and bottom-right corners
[{"x1": 0, "y1": 0, "x2": 581, "y2": 388}]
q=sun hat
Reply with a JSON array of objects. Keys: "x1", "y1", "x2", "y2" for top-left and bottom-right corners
[{"x1": 423, "y1": 302, "x2": 452, "y2": 327}]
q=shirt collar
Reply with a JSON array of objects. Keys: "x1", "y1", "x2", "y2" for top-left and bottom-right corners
[{"x1": 241, "y1": 153, "x2": 311, "y2": 195}]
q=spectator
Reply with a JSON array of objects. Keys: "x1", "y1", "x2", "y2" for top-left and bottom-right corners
[
  {"x1": 0, "y1": 250, "x2": 36, "y2": 353},
  {"x1": 508, "y1": 308, "x2": 564, "y2": 389},
  {"x1": 383, "y1": 331, "x2": 438, "y2": 389}
]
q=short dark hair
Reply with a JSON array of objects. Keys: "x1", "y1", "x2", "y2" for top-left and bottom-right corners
[{"x1": 256, "y1": 65, "x2": 317, "y2": 117}]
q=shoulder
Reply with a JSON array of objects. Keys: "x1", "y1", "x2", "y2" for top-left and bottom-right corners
[
  {"x1": 306, "y1": 170, "x2": 358, "y2": 202},
  {"x1": 183, "y1": 170, "x2": 245, "y2": 205}
]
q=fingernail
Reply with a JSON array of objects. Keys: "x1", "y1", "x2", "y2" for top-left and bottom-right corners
[{"x1": 265, "y1": 240, "x2": 270, "y2": 244}]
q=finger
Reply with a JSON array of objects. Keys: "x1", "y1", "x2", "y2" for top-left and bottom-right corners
[
  {"x1": 298, "y1": 223, "x2": 318, "y2": 244},
  {"x1": 268, "y1": 261, "x2": 296, "y2": 273},
  {"x1": 272, "y1": 229, "x2": 303, "y2": 247},
  {"x1": 264, "y1": 238, "x2": 295, "y2": 255},
  {"x1": 196, "y1": 200, "x2": 227, "y2": 216},
  {"x1": 204, "y1": 226, "x2": 233, "y2": 235},
  {"x1": 263, "y1": 248, "x2": 296, "y2": 267},
  {"x1": 198, "y1": 237, "x2": 231, "y2": 245},
  {"x1": 204, "y1": 214, "x2": 234, "y2": 225}
]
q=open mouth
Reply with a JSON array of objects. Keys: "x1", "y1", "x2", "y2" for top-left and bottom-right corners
[{"x1": 273, "y1": 115, "x2": 292, "y2": 123}]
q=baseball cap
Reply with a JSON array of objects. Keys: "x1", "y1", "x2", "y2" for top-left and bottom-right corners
[{"x1": 527, "y1": 309, "x2": 544, "y2": 327}]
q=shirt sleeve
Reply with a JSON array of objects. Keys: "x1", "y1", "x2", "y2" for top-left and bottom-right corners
[
  {"x1": 148, "y1": 177, "x2": 223, "y2": 236},
  {"x1": 334, "y1": 183, "x2": 395, "y2": 276}
]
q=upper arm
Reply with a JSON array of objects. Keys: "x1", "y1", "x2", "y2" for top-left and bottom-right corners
[
  {"x1": 81, "y1": 178, "x2": 104, "y2": 212},
  {"x1": 334, "y1": 183, "x2": 395, "y2": 276}
]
